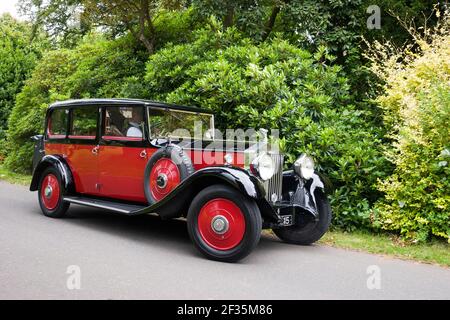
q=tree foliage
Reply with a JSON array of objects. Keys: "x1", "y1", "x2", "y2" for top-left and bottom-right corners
[
  {"x1": 0, "y1": 14, "x2": 47, "y2": 146},
  {"x1": 82, "y1": 0, "x2": 181, "y2": 54},
  {"x1": 18, "y1": 0, "x2": 87, "y2": 47},
  {"x1": 4, "y1": 34, "x2": 146, "y2": 171},
  {"x1": 20, "y1": 0, "x2": 190, "y2": 51}
]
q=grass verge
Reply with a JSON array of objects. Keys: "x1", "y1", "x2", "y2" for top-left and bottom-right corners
[
  {"x1": 319, "y1": 230, "x2": 450, "y2": 268},
  {"x1": 0, "y1": 163, "x2": 32, "y2": 185}
]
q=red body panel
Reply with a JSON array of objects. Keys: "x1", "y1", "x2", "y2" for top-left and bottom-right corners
[
  {"x1": 46, "y1": 143, "x2": 245, "y2": 204},
  {"x1": 45, "y1": 143, "x2": 99, "y2": 195},
  {"x1": 98, "y1": 146, "x2": 156, "y2": 203},
  {"x1": 188, "y1": 150, "x2": 245, "y2": 170}
]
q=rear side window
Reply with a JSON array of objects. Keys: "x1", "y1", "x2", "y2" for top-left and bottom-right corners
[
  {"x1": 47, "y1": 109, "x2": 68, "y2": 138},
  {"x1": 103, "y1": 106, "x2": 144, "y2": 140},
  {"x1": 70, "y1": 107, "x2": 98, "y2": 139}
]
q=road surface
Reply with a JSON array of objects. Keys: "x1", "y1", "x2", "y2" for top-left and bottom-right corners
[{"x1": 0, "y1": 180, "x2": 449, "y2": 299}]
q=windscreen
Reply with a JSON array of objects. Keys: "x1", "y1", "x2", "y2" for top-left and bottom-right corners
[{"x1": 148, "y1": 107, "x2": 214, "y2": 140}]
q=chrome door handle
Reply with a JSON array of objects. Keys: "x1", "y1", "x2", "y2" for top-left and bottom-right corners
[
  {"x1": 92, "y1": 146, "x2": 99, "y2": 155},
  {"x1": 140, "y1": 150, "x2": 147, "y2": 158}
]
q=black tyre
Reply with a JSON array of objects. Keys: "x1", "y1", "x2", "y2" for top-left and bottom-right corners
[
  {"x1": 38, "y1": 166, "x2": 70, "y2": 218},
  {"x1": 187, "y1": 184, "x2": 262, "y2": 262},
  {"x1": 273, "y1": 192, "x2": 331, "y2": 245},
  {"x1": 144, "y1": 145, "x2": 194, "y2": 205}
]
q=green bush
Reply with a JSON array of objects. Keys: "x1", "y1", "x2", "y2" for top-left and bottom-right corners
[
  {"x1": 153, "y1": 7, "x2": 199, "y2": 49},
  {"x1": 144, "y1": 24, "x2": 389, "y2": 230},
  {"x1": 4, "y1": 34, "x2": 146, "y2": 172},
  {"x1": 374, "y1": 17, "x2": 450, "y2": 242},
  {"x1": 0, "y1": 14, "x2": 47, "y2": 145}
]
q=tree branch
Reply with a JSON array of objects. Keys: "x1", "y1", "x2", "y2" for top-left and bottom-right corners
[
  {"x1": 223, "y1": 5, "x2": 235, "y2": 29},
  {"x1": 136, "y1": 0, "x2": 155, "y2": 54},
  {"x1": 261, "y1": 5, "x2": 281, "y2": 41}
]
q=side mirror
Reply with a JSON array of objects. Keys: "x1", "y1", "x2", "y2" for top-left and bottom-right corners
[{"x1": 31, "y1": 135, "x2": 43, "y2": 142}]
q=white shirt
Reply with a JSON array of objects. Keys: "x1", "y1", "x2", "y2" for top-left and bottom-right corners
[{"x1": 126, "y1": 126, "x2": 143, "y2": 138}]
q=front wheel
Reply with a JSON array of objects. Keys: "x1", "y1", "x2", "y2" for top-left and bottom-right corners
[
  {"x1": 187, "y1": 185, "x2": 262, "y2": 262},
  {"x1": 38, "y1": 167, "x2": 70, "y2": 218},
  {"x1": 273, "y1": 192, "x2": 331, "y2": 245}
]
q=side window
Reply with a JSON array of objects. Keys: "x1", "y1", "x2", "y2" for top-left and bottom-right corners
[
  {"x1": 103, "y1": 106, "x2": 144, "y2": 140},
  {"x1": 70, "y1": 107, "x2": 98, "y2": 139},
  {"x1": 47, "y1": 109, "x2": 68, "y2": 138},
  {"x1": 148, "y1": 109, "x2": 171, "y2": 139}
]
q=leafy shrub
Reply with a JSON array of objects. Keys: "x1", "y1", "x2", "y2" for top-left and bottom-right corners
[
  {"x1": 0, "y1": 14, "x2": 47, "y2": 146},
  {"x1": 4, "y1": 34, "x2": 146, "y2": 172},
  {"x1": 373, "y1": 15, "x2": 450, "y2": 242},
  {"x1": 144, "y1": 24, "x2": 389, "y2": 229},
  {"x1": 153, "y1": 7, "x2": 199, "y2": 49}
]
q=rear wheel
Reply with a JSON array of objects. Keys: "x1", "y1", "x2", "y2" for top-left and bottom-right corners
[
  {"x1": 38, "y1": 167, "x2": 70, "y2": 218},
  {"x1": 187, "y1": 185, "x2": 262, "y2": 262},
  {"x1": 273, "y1": 192, "x2": 331, "y2": 245}
]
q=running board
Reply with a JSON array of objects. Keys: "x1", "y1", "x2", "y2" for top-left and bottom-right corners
[{"x1": 64, "y1": 196, "x2": 146, "y2": 215}]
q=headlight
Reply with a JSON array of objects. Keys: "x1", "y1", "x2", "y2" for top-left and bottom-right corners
[
  {"x1": 294, "y1": 154, "x2": 315, "y2": 180},
  {"x1": 251, "y1": 153, "x2": 275, "y2": 181}
]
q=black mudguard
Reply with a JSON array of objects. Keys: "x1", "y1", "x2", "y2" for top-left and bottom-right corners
[
  {"x1": 279, "y1": 170, "x2": 327, "y2": 220},
  {"x1": 29, "y1": 155, "x2": 75, "y2": 193},
  {"x1": 134, "y1": 166, "x2": 268, "y2": 220}
]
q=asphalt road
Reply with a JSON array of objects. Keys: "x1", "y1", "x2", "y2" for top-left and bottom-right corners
[{"x1": 0, "y1": 180, "x2": 449, "y2": 300}]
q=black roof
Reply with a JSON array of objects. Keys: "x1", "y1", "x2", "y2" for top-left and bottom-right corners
[{"x1": 48, "y1": 98, "x2": 214, "y2": 114}]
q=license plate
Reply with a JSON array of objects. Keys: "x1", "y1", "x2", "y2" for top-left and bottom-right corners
[{"x1": 280, "y1": 215, "x2": 293, "y2": 226}]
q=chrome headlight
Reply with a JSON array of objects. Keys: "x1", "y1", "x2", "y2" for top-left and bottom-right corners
[
  {"x1": 251, "y1": 153, "x2": 275, "y2": 181},
  {"x1": 294, "y1": 154, "x2": 315, "y2": 180}
]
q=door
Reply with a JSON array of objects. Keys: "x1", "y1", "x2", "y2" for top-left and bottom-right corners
[
  {"x1": 98, "y1": 105, "x2": 153, "y2": 203},
  {"x1": 66, "y1": 106, "x2": 100, "y2": 195}
]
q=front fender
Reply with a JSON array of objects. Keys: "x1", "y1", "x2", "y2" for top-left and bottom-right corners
[
  {"x1": 136, "y1": 166, "x2": 266, "y2": 219},
  {"x1": 29, "y1": 155, "x2": 75, "y2": 193},
  {"x1": 281, "y1": 170, "x2": 327, "y2": 220}
]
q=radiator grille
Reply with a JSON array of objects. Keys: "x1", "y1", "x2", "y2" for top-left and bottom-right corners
[{"x1": 264, "y1": 154, "x2": 284, "y2": 202}]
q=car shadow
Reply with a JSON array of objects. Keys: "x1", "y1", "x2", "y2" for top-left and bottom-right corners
[
  {"x1": 55, "y1": 204, "x2": 289, "y2": 262},
  {"x1": 66, "y1": 205, "x2": 191, "y2": 242}
]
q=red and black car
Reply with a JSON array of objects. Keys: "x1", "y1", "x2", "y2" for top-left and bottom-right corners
[{"x1": 30, "y1": 99, "x2": 331, "y2": 262}]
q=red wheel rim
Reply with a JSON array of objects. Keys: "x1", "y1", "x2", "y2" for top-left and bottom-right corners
[
  {"x1": 197, "y1": 198, "x2": 246, "y2": 251},
  {"x1": 149, "y1": 158, "x2": 181, "y2": 201},
  {"x1": 40, "y1": 174, "x2": 60, "y2": 210}
]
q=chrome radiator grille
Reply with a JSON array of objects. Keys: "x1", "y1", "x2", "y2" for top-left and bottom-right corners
[{"x1": 264, "y1": 154, "x2": 284, "y2": 202}]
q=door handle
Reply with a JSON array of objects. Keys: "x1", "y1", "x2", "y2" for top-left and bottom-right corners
[
  {"x1": 92, "y1": 145, "x2": 99, "y2": 155},
  {"x1": 140, "y1": 149, "x2": 147, "y2": 158}
]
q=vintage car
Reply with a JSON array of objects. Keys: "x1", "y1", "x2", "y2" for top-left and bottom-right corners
[{"x1": 30, "y1": 99, "x2": 331, "y2": 262}]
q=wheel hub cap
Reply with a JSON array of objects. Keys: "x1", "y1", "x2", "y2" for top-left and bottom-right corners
[
  {"x1": 44, "y1": 186, "x2": 53, "y2": 199},
  {"x1": 149, "y1": 158, "x2": 181, "y2": 201},
  {"x1": 156, "y1": 173, "x2": 168, "y2": 188},
  {"x1": 211, "y1": 215, "x2": 229, "y2": 234},
  {"x1": 197, "y1": 198, "x2": 246, "y2": 251}
]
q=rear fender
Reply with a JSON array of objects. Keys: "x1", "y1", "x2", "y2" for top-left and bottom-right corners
[{"x1": 29, "y1": 155, "x2": 75, "y2": 193}]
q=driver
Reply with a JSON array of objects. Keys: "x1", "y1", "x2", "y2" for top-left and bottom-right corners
[{"x1": 126, "y1": 108, "x2": 143, "y2": 137}]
